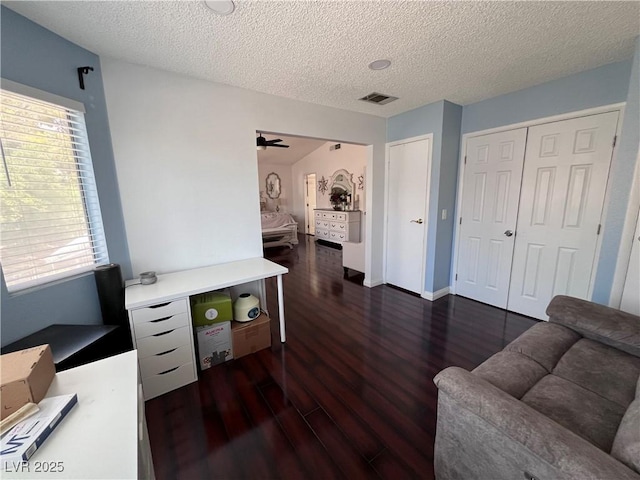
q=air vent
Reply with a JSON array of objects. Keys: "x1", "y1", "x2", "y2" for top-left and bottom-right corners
[{"x1": 359, "y1": 92, "x2": 398, "y2": 105}]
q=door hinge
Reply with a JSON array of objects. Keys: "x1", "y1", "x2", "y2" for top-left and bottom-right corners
[
  {"x1": 464, "y1": 156, "x2": 467, "y2": 165},
  {"x1": 613, "y1": 135, "x2": 617, "y2": 148},
  {"x1": 597, "y1": 224, "x2": 602, "y2": 235},
  {"x1": 455, "y1": 274, "x2": 458, "y2": 281},
  {"x1": 459, "y1": 217, "x2": 462, "y2": 225}
]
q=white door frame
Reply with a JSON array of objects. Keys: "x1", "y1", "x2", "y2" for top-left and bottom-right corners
[
  {"x1": 451, "y1": 103, "x2": 625, "y2": 299},
  {"x1": 610, "y1": 150, "x2": 640, "y2": 307},
  {"x1": 383, "y1": 133, "x2": 433, "y2": 297}
]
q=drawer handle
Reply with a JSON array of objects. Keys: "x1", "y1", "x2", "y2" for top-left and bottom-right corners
[
  {"x1": 158, "y1": 366, "x2": 180, "y2": 375},
  {"x1": 153, "y1": 329, "x2": 176, "y2": 337},
  {"x1": 150, "y1": 316, "x2": 172, "y2": 323},
  {"x1": 156, "y1": 348, "x2": 177, "y2": 356},
  {"x1": 149, "y1": 302, "x2": 171, "y2": 309}
]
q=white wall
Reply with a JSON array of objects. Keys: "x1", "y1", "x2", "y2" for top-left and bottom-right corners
[
  {"x1": 101, "y1": 58, "x2": 386, "y2": 284},
  {"x1": 257, "y1": 162, "x2": 293, "y2": 212}
]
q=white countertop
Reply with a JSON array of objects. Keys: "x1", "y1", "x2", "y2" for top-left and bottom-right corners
[
  {"x1": 2, "y1": 351, "x2": 139, "y2": 479},
  {"x1": 125, "y1": 257, "x2": 288, "y2": 309}
]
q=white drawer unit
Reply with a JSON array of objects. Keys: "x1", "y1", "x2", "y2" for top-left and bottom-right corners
[
  {"x1": 314, "y1": 209, "x2": 361, "y2": 245},
  {"x1": 128, "y1": 297, "x2": 197, "y2": 400}
]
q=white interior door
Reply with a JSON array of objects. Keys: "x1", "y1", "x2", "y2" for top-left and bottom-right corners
[
  {"x1": 508, "y1": 111, "x2": 619, "y2": 320},
  {"x1": 456, "y1": 128, "x2": 527, "y2": 308},
  {"x1": 385, "y1": 137, "x2": 431, "y2": 294},
  {"x1": 620, "y1": 208, "x2": 640, "y2": 315},
  {"x1": 304, "y1": 173, "x2": 317, "y2": 235}
]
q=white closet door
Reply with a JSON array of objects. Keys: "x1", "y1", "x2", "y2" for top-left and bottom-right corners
[
  {"x1": 508, "y1": 111, "x2": 619, "y2": 320},
  {"x1": 386, "y1": 138, "x2": 431, "y2": 294},
  {"x1": 456, "y1": 129, "x2": 527, "y2": 307},
  {"x1": 620, "y1": 208, "x2": 640, "y2": 315}
]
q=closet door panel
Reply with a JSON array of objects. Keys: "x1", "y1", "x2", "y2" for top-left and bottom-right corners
[
  {"x1": 508, "y1": 111, "x2": 619, "y2": 320},
  {"x1": 456, "y1": 128, "x2": 527, "y2": 308}
]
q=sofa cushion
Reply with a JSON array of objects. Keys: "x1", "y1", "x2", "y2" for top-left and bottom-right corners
[
  {"x1": 611, "y1": 398, "x2": 640, "y2": 474},
  {"x1": 504, "y1": 322, "x2": 581, "y2": 371},
  {"x1": 553, "y1": 338, "x2": 640, "y2": 408},
  {"x1": 522, "y1": 375, "x2": 626, "y2": 452},
  {"x1": 547, "y1": 295, "x2": 640, "y2": 357},
  {"x1": 473, "y1": 351, "x2": 547, "y2": 399}
]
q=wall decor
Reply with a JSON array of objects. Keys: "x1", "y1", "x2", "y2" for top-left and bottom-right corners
[
  {"x1": 266, "y1": 172, "x2": 281, "y2": 199},
  {"x1": 357, "y1": 175, "x2": 364, "y2": 190},
  {"x1": 318, "y1": 176, "x2": 328, "y2": 195}
]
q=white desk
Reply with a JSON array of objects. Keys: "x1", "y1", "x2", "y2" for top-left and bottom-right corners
[
  {"x1": 125, "y1": 257, "x2": 288, "y2": 342},
  {"x1": 2, "y1": 351, "x2": 153, "y2": 479},
  {"x1": 125, "y1": 258, "x2": 288, "y2": 400}
]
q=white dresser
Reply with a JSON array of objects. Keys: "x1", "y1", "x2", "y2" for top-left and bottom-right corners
[{"x1": 314, "y1": 209, "x2": 361, "y2": 244}]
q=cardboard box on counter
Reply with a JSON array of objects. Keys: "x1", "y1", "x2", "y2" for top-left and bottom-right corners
[
  {"x1": 231, "y1": 314, "x2": 271, "y2": 359},
  {"x1": 0, "y1": 345, "x2": 55, "y2": 420}
]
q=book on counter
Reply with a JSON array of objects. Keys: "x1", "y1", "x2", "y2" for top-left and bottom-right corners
[{"x1": 0, "y1": 394, "x2": 78, "y2": 465}]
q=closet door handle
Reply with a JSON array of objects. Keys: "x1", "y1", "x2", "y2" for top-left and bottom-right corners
[
  {"x1": 504, "y1": 230, "x2": 514, "y2": 237},
  {"x1": 410, "y1": 219, "x2": 423, "y2": 224}
]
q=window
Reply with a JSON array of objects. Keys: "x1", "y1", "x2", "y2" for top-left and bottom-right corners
[{"x1": 0, "y1": 82, "x2": 108, "y2": 292}]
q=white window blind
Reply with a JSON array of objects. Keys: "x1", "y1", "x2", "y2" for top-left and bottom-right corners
[{"x1": 0, "y1": 86, "x2": 108, "y2": 292}]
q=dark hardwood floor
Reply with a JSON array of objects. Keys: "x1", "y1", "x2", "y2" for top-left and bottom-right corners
[{"x1": 145, "y1": 235, "x2": 538, "y2": 479}]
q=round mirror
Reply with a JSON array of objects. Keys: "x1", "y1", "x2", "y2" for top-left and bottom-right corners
[{"x1": 266, "y1": 172, "x2": 281, "y2": 199}]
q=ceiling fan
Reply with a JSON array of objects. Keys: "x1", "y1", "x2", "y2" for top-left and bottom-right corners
[{"x1": 256, "y1": 133, "x2": 289, "y2": 150}]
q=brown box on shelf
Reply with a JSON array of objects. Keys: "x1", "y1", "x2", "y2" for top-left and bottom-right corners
[
  {"x1": 231, "y1": 314, "x2": 271, "y2": 359},
  {"x1": 0, "y1": 345, "x2": 55, "y2": 419}
]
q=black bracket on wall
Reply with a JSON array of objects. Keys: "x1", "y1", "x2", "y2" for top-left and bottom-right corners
[{"x1": 77, "y1": 66, "x2": 94, "y2": 90}]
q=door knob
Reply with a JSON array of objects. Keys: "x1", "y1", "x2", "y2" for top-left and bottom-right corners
[
  {"x1": 504, "y1": 230, "x2": 514, "y2": 237},
  {"x1": 410, "y1": 219, "x2": 423, "y2": 224}
]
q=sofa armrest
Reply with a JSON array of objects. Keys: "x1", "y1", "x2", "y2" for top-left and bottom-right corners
[
  {"x1": 546, "y1": 295, "x2": 640, "y2": 357},
  {"x1": 434, "y1": 367, "x2": 640, "y2": 479}
]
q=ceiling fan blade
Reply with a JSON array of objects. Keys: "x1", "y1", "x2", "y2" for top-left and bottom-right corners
[
  {"x1": 270, "y1": 144, "x2": 289, "y2": 148},
  {"x1": 266, "y1": 139, "x2": 283, "y2": 144}
]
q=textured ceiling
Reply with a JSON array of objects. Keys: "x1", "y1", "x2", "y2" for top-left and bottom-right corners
[
  {"x1": 5, "y1": 1, "x2": 639, "y2": 118},
  {"x1": 257, "y1": 134, "x2": 326, "y2": 165}
]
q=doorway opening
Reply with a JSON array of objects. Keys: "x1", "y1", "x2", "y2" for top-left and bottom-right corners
[
  {"x1": 304, "y1": 173, "x2": 317, "y2": 235},
  {"x1": 256, "y1": 132, "x2": 368, "y2": 278}
]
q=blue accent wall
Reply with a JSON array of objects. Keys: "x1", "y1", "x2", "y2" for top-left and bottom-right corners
[
  {"x1": 593, "y1": 38, "x2": 640, "y2": 303},
  {"x1": 435, "y1": 101, "x2": 462, "y2": 291},
  {"x1": 1, "y1": 7, "x2": 131, "y2": 346},
  {"x1": 461, "y1": 60, "x2": 632, "y2": 134},
  {"x1": 387, "y1": 100, "x2": 462, "y2": 294}
]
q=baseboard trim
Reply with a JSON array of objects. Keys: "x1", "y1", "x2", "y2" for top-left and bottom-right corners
[
  {"x1": 364, "y1": 278, "x2": 383, "y2": 288},
  {"x1": 421, "y1": 287, "x2": 450, "y2": 301}
]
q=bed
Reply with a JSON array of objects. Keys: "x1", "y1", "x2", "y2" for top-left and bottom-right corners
[{"x1": 261, "y1": 212, "x2": 299, "y2": 249}]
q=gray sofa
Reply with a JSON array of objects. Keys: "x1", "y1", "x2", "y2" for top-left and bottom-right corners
[{"x1": 434, "y1": 295, "x2": 640, "y2": 480}]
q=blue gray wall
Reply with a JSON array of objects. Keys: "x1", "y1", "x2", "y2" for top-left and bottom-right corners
[
  {"x1": 1, "y1": 7, "x2": 131, "y2": 346},
  {"x1": 388, "y1": 57, "x2": 636, "y2": 302},
  {"x1": 593, "y1": 38, "x2": 640, "y2": 303},
  {"x1": 461, "y1": 60, "x2": 632, "y2": 134},
  {"x1": 461, "y1": 57, "x2": 636, "y2": 304},
  {"x1": 387, "y1": 100, "x2": 462, "y2": 294}
]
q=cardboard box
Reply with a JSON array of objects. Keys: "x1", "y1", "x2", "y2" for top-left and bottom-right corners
[
  {"x1": 0, "y1": 345, "x2": 55, "y2": 420},
  {"x1": 195, "y1": 322, "x2": 232, "y2": 370},
  {"x1": 231, "y1": 314, "x2": 271, "y2": 359},
  {"x1": 191, "y1": 291, "x2": 233, "y2": 327}
]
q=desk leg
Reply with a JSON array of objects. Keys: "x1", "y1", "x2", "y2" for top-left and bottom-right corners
[{"x1": 277, "y1": 274, "x2": 286, "y2": 343}]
